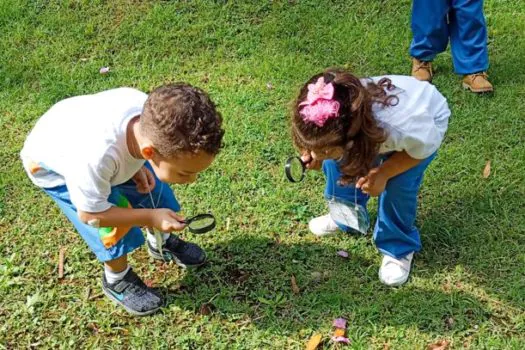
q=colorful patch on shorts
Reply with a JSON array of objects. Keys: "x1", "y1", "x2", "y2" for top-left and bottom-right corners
[{"x1": 99, "y1": 194, "x2": 133, "y2": 249}]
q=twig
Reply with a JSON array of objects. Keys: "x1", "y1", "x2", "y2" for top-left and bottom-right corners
[{"x1": 58, "y1": 247, "x2": 65, "y2": 279}]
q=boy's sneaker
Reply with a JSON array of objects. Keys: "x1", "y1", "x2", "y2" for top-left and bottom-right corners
[
  {"x1": 378, "y1": 252, "x2": 414, "y2": 287},
  {"x1": 102, "y1": 268, "x2": 163, "y2": 316},
  {"x1": 309, "y1": 214, "x2": 340, "y2": 237},
  {"x1": 147, "y1": 234, "x2": 206, "y2": 268}
]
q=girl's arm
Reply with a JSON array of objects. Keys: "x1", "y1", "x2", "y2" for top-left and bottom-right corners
[
  {"x1": 356, "y1": 151, "x2": 423, "y2": 196},
  {"x1": 376, "y1": 151, "x2": 423, "y2": 179}
]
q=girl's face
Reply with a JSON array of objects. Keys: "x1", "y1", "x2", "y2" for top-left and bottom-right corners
[{"x1": 310, "y1": 146, "x2": 344, "y2": 162}]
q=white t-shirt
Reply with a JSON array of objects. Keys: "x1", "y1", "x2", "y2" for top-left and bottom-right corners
[
  {"x1": 21, "y1": 88, "x2": 148, "y2": 213},
  {"x1": 363, "y1": 75, "x2": 450, "y2": 159}
]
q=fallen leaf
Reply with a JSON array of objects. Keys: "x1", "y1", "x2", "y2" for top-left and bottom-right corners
[
  {"x1": 311, "y1": 271, "x2": 322, "y2": 283},
  {"x1": 144, "y1": 279, "x2": 154, "y2": 288},
  {"x1": 334, "y1": 328, "x2": 345, "y2": 337},
  {"x1": 87, "y1": 323, "x2": 100, "y2": 334},
  {"x1": 331, "y1": 336, "x2": 351, "y2": 344},
  {"x1": 337, "y1": 250, "x2": 349, "y2": 259},
  {"x1": 291, "y1": 275, "x2": 300, "y2": 294},
  {"x1": 482, "y1": 160, "x2": 491, "y2": 178},
  {"x1": 444, "y1": 316, "x2": 455, "y2": 330},
  {"x1": 333, "y1": 318, "x2": 347, "y2": 329},
  {"x1": 427, "y1": 339, "x2": 450, "y2": 350},
  {"x1": 26, "y1": 292, "x2": 41, "y2": 309},
  {"x1": 99, "y1": 66, "x2": 110, "y2": 74},
  {"x1": 199, "y1": 303, "x2": 213, "y2": 315},
  {"x1": 306, "y1": 333, "x2": 322, "y2": 350}
]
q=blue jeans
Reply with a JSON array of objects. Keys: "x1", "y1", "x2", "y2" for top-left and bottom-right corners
[
  {"x1": 409, "y1": 0, "x2": 489, "y2": 74},
  {"x1": 43, "y1": 163, "x2": 180, "y2": 262},
  {"x1": 323, "y1": 152, "x2": 436, "y2": 259}
]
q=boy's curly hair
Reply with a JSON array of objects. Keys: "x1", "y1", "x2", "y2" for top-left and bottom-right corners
[
  {"x1": 140, "y1": 83, "x2": 224, "y2": 157},
  {"x1": 292, "y1": 68, "x2": 398, "y2": 183}
]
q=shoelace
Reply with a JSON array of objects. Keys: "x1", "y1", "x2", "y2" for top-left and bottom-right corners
[
  {"x1": 414, "y1": 60, "x2": 432, "y2": 73},
  {"x1": 470, "y1": 72, "x2": 489, "y2": 81}
]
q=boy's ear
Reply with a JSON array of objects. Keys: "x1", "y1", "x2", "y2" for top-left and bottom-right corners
[{"x1": 141, "y1": 145, "x2": 155, "y2": 160}]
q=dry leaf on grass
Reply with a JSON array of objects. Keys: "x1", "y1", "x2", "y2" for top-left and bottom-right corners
[
  {"x1": 306, "y1": 333, "x2": 322, "y2": 350},
  {"x1": 427, "y1": 339, "x2": 450, "y2": 350},
  {"x1": 291, "y1": 275, "x2": 300, "y2": 294},
  {"x1": 199, "y1": 303, "x2": 213, "y2": 315},
  {"x1": 483, "y1": 160, "x2": 491, "y2": 178}
]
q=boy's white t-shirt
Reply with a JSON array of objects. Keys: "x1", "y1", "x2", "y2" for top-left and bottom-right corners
[
  {"x1": 20, "y1": 88, "x2": 148, "y2": 213},
  {"x1": 363, "y1": 75, "x2": 450, "y2": 159}
]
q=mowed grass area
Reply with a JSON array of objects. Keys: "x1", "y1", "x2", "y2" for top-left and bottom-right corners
[{"x1": 1, "y1": 0, "x2": 524, "y2": 348}]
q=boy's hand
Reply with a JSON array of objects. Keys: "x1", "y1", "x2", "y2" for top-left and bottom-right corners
[
  {"x1": 150, "y1": 209, "x2": 186, "y2": 232},
  {"x1": 301, "y1": 151, "x2": 322, "y2": 171},
  {"x1": 356, "y1": 168, "x2": 388, "y2": 197},
  {"x1": 132, "y1": 166, "x2": 156, "y2": 193}
]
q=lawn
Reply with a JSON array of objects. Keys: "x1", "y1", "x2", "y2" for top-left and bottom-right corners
[{"x1": 1, "y1": 0, "x2": 524, "y2": 349}]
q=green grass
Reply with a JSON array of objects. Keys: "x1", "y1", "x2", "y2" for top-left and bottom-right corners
[{"x1": 1, "y1": 0, "x2": 524, "y2": 348}]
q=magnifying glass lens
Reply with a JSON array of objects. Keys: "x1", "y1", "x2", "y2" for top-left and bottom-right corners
[
  {"x1": 188, "y1": 216, "x2": 215, "y2": 231},
  {"x1": 285, "y1": 156, "x2": 306, "y2": 182}
]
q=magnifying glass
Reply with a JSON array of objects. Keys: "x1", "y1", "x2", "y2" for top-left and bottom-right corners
[
  {"x1": 183, "y1": 213, "x2": 216, "y2": 234},
  {"x1": 285, "y1": 156, "x2": 309, "y2": 183}
]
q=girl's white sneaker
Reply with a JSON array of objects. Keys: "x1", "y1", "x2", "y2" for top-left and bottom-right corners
[
  {"x1": 309, "y1": 214, "x2": 339, "y2": 237},
  {"x1": 379, "y1": 252, "x2": 414, "y2": 287}
]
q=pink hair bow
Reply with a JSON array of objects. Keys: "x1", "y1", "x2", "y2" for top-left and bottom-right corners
[{"x1": 299, "y1": 76, "x2": 340, "y2": 127}]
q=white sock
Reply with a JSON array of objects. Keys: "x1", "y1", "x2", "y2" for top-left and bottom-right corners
[
  {"x1": 146, "y1": 231, "x2": 170, "y2": 248},
  {"x1": 104, "y1": 265, "x2": 131, "y2": 284}
]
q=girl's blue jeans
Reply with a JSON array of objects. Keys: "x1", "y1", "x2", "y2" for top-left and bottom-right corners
[{"x1": 323, "y1": 152, "x2": 436, "y2": 259}]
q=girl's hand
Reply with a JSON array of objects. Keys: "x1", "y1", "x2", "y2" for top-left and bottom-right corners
[
  {"x1": 150, "y1": 209, "x2": 186, "y2": 232},
  {"x1": 356, "y1": 168, "x2": 388, "y2": 197},
  {"x1": 132, "y1": 166, "x2": 156, "y2": 193},
  {"x1": 300, "y1": 151, "x2": 322, "y2": 171}
]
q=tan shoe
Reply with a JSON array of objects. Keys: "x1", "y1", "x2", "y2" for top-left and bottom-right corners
[
  {"x1": 462, "y1": 72, "x2": 494, "y2": 93},
  {"x1": 411, "y1": 58, "x2": 433, "y2": 82}
]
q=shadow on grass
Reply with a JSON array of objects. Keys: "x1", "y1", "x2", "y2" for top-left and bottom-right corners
[
  {"x1": 150, "y1": 186, "x2": 523, "y2": 338},
  {"x1": 152, "y1": 237, "x2": 488, "y2": 337}
]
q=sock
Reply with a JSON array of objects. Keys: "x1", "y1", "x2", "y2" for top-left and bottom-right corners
[
  {"x1": 146, "y1": 231, "x2": 170, "y2": 249},
  {"x1": 105, "y1": 265, "x2": 131, "y2": 284}
]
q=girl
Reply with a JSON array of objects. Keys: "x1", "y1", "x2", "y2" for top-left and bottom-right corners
[{"x1": 291, "y1": 69, "x2": 450, "y2": 286}]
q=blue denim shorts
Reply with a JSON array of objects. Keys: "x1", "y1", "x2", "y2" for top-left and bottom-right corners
[{"x1": 43, "y1": 163, "x2": 180, "y2": 262}]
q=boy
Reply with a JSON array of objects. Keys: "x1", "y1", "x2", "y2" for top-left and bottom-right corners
[{"x1": 21, "y1": 84, "x2": 224, "y2": 316}]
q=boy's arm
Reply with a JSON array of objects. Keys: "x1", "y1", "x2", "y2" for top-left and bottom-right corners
[
  {"x1": 78, "y1": 207, "x2": 153, "y2": 228},
  {"x1": 78, "y1": 207, "x2": 186, "y2": 232}
]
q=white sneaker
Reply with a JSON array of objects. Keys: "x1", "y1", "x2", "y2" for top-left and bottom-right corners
[
  {"x1": 309, "y1": 214, "x2": 339, "y2": 237},
  {"x1": 378, "y1": 252, "x2": 414, "y2": 287}
]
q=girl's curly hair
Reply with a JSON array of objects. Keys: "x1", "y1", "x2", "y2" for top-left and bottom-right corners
[{"x1": 291, "y1": 68, "x2": 398, "y2": 183}]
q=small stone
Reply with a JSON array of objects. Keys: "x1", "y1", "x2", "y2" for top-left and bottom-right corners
[{"x1": 99, "y1": 66, "x2": 110, "y2": 74}]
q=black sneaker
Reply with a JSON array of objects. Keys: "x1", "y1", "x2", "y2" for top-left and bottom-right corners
[
  {"x1": 147, "y1": 235, "x2": 207, "y2": 268},
  {"x1": 101, "y1": 268, "x2": 163, "y2": 316}
]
